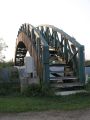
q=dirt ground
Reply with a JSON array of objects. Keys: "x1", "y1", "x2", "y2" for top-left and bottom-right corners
[{"x1": 0, "y1": 109, "x2": 90, "y2": 120}]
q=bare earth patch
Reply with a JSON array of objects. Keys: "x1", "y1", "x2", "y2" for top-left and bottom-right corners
[{"x1": 0, "y1": 109, "x2": 90, "y2": 120}]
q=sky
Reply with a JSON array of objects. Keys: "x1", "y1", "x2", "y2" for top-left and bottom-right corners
[{"x1": 0, "y1": 0, "x2": 90, "y2": 61}]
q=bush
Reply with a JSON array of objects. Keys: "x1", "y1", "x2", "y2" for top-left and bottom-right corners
[
  {"x1": 22, "y1": 84, "x2": 41, "y2": 96},
  {"x1": 41, "y1": 83, "x2": 54, "y2": 96},
  {"x1": 0, "y1": 82, "x2": 20, "y2": 96},
  {"x1": 22, "y1": 83, "x2": 54, "y2": 97}
]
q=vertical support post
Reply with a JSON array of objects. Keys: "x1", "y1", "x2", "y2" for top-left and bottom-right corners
[
  {"x1": 37, "y1": 38, "x2": 40, "y2": 56},
  {"x1": 36, "y1": 38, "x2": 40, "y2": 76},
  {"x1": 78, "y1": 45, "x2": 85, "y2": 83},
  {"x1": 55, "y1": 32, "x2": 57, "y2": 50},
  {"x1": 27, "y1": 24, "x2": 30, "y2": 37},
  {"x1": 42, "y1": 45, "x2": 49, "y2": 84},
  {"x1": 64, "y1": 39, "x2": 68, "y2": 63},
  {"x1": 60, "y1": 35, "x2": 63, "y2": 53},
  {"x1": 61, "y1": 35, "x2": 64, "y2": 57}
]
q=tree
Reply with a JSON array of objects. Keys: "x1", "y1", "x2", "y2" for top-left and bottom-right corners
[
  {"x1": 0, "y1": 38, "x2": 8, "y2": 62},
  {"x1": 85, "y1": 60, "x2": 90, "y2": 67}
]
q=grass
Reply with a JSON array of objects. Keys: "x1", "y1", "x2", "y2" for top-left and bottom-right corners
[{"x1": 0, "y1": 93, "x2": 90, "y2": 112}]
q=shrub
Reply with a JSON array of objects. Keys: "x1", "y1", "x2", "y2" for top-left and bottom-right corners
[
  {"x1": 22, "y1": 83, "x2": 41, "y2": 96},
  {"x1": 0, "y1": 82, "x2": 20, "y2": 96},
  {"x1": 40, "y1": 83, "x2": 54, "y2": 96},
  {"x1": 22, "y1": 83, "x2": 54, "y2": 97}
]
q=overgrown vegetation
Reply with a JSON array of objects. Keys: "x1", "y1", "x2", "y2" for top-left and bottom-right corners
[
  {"x1": 0, "y1": 61, "x2": 90, "y2": 112},
  {"x1": 0, "y1": 80, "x2": 90, "y2": 112},
  {"x1": 0, "y1": 82, "x2": 20, "y2": 96},
  {"x1": 0, "y1": 93, "x2": 90, "y2": 112},
  {"x1": 0, "y1": 61, "x2": 20, "y2": 96},
  {"x1": 0, "y1": 81, "x2": 90, "y2": 112},
  {"x1": 22, "y1": 84, "x2": 41, "y2": 96},
  {"x1": 22, "y1": 83, "x2": 54, "y2": 97}
]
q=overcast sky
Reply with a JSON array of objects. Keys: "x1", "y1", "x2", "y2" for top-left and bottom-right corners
[{"x1": 0, "y1": 0, "x2": 90, "y2": 61}]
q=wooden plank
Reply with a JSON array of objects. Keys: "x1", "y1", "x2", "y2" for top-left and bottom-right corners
[
  {"x1": 50, "y1": 76, "x2": 77, "y2": 81},
  {"x1": 51, "y1": 82, "x2": 84, "y2": 88}
]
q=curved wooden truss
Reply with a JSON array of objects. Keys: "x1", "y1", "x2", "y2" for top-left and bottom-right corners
[{"x1": 15, "y1": 23, "x2": 85, "y2": 84}]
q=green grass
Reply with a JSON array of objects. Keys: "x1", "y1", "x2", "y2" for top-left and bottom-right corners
[{"x1": 0, "y1": 93, "x2": 90, "y2": 112}]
